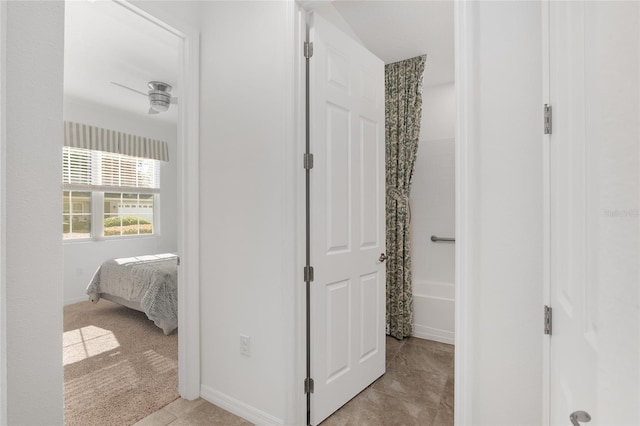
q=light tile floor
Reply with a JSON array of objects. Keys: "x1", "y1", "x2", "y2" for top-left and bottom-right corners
[
  {"x1": 319, "y1": 336, "x2": 454, "y2": 426},
  {"x1": 135, "y1": 336, "x2": 454, "y2": 426},
  {"x1": 133, "y1": 397, "x2": 250, "y2": 426}
]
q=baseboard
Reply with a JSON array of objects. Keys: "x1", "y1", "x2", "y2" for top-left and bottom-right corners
[
  {"x1": 413, "y1": 324, "x2": 455, "y2": 345},
  {"x1": 64, "y1": 296, "x2": 89, "y2": 306},
  {"x1": 200, "y1": 384, "x2": 286, "y2": 426}
]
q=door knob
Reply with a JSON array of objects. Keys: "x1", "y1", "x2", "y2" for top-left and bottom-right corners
[
  {"x1": 570, "y1": 411, "x2": 591, "y2": 426},
  {"x1": 378, "y1": 253, "x2": 388, "y2": 263}
]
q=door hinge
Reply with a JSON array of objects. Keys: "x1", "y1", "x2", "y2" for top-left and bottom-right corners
[
  {"x1": 304, "y1": 41, "x2": 314, "y2": 59},
  {"x1": 176, "y1": 256, "x2": 181, "y2": 266},
  {"x1": 304, "y1": 265, "x2": 314, "y2": 282},
  {"x1": 304, "y1": 377, "x2": 315, "y2": 394},
  {"x1": 544, "y1": 104, "x2": 552, "y2": 135},
  {"x1": 544, "y1": 305, "x2": 552, "y2": 335},
  {"x1": 303, "y1": 153, "x2": 314, "y2": 170}
]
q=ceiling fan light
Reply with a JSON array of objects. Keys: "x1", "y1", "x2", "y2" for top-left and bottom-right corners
[
  {"x1": 148, "y1": 90, "x2": 171, "y2": 112},
  {"x1": 149, "y1": 101, "x2": 169, "y2": 112}
]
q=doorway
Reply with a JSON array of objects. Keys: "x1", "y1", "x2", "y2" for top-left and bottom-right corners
[
  {"x1": 61, "y1": 0, "x2": 200, "y2": 423},
  {"x1": 300, "y1": 3, "x2": 455, "y2": 424}
]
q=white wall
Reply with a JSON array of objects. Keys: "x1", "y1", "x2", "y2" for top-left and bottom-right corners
[
  {"x1": 131, "y1": 0, "x2": 201, "y2": 34},
  {"x1": 411, "y1": 82, "x2": 455, "y2": 344},
  {"x1": 303, "y1": 1, "x2": 364, "y2": 47},
  {"x1": 198, "y1": 2, "x2": 298, "y2": 424},
  {"x1": 62, "y1": 98, "x2": 178, "y2": 304},
  {"x1": 460, "y1": 2, "x2": 543, "y2": 424},
  {"x1": 5, "y1": 1, "x2": 64, "y2": 424}
]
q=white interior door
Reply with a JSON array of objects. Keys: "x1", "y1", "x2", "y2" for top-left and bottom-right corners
[
  {"x1": 308, "y1": 12, "x2": 386, "y2": 426},
  {"x1": 549, "y1": 2, "x2": 640, "y2": 425}
]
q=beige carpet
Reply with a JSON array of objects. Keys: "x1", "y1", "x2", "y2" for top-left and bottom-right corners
[{"x1": 64, "y1": 301, "x2": 179, "y2": 426}]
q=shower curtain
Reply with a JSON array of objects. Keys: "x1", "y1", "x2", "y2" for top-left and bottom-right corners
[{"x1": 385, "y1": 55, "x2": 426, "y2": 339}]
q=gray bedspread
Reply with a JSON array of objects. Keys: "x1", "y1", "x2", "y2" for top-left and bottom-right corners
[{"x1": 86, "y1": 253, "x2": 178, "y2": 335}]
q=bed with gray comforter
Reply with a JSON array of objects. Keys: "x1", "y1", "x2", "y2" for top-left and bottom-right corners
[{"x1": 86, "y1": 253, "x2": 178, "y2": 335}]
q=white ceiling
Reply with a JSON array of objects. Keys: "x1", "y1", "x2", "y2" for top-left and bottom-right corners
[
  {"x1": 64, "y1": 0, "x2": 453, "y2": 123},
  {"x1": 64, "y1": 1, "x2": 180, "y2": 124},
  {"x1": 325, "y1": 0, "x2": 455, "y2": 86}
]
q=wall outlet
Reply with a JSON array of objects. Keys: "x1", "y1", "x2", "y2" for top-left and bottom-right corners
[{"x1": 240, "y1": 335, "x2": 251, "y2": 357}]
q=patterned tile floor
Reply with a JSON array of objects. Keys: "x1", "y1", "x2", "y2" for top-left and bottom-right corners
[{"x1": 135, "y1": 336, "x2": 454, "y2": 426}]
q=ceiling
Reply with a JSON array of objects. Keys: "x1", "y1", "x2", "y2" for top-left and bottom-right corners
[
  {"x1": 315, "y1": 0, "x2": 455, "y2": 86},
  {"x1": 64, "y1": 1, "x2": 180, "y2": 124},
  {"x1": 64, "y1": 0, "x2": 453, "y2": 123}
]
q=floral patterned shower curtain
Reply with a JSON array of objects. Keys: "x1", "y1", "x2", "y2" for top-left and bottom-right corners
[{"x1": 385, "y1": 55, "x2": 426, "y2": 339}]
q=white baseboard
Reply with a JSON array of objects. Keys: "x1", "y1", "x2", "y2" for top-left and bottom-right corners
[
  {"x1": 200, "y1": 384, "x2": 286, "y2": 426},
  {"x1": 64, "y1": 296, "x2": 89, "y2": 306},
  {"x1": 413, "y1": 324, "x2": 455, "y2": 345}
]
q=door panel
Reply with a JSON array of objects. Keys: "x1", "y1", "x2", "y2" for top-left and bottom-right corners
[
  {"x1": 326, "y1": 279, "x2": 350, "y2": 380},
  {"x1": 359, "y1": 273, "x2": 380, "y2": 360},
  {"x1": 549, "y1": 2, "x2": 640, "y2": 424},
  {"x1": 326, "y1": 103, "x2": 351, "y2": 253},
  {"x1": 309, "y1": 12, "x2": 385, "y2": 425},
  {"x1": 360, "y1": 118, "x2": 380, "y2": 249}
]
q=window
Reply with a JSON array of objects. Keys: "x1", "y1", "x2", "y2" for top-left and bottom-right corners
[
  {"x1": 62, "y1": 147, "x2": 160, "y2": 240},
  {"x1": 63, "y1": 191, "x2": 91, "y2": 239},
  {"x1": 104, "y1": 192, "x2": 154, "y2": 236}
]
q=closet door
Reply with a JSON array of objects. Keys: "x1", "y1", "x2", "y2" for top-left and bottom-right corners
[
  {"x1": 308, "y1": 12, "x2": 386, "y2": 426},
  {"x1": 548, "y1": 2, "x2": 640, "y2": 424}
]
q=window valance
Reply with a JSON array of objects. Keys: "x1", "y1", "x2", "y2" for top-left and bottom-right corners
[{"x1": 64, "y1": 121, "x2": 169, "y2": 162}]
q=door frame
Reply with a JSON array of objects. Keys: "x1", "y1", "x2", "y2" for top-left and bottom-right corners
[
  {"x1": 113, "y1": 0, "x2": 201, "y2": 400},
  {"x1": 294, "y1": 2, "x2": 471, "y2": 425},
  {"x1": 454, "y1": 2, "x2": 472, "y2": 424},
  {"x1": 294, "y1": 5, "x2": 308, "y2": 426},
  {"x1": 0, "y1": 0, "x2": 6, "y2": 423},
  {"x1": 541, "y1": 0, "x2": 551, "y2": 424}
]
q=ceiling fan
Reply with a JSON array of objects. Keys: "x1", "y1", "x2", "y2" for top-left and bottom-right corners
[{"x1": 111, "y1": 81, "x2": 178, "y2": 114}]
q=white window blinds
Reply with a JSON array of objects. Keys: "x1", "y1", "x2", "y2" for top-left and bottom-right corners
[
  {"x1": 63, "y1": 147, "x2": 160, "y2": 193},
  {"x1": 62, "y1": 146, "x2": 92, "y2": 186}
]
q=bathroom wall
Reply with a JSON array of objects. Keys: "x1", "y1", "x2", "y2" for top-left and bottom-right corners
[{"x1": 410, "y1": 82, "x2": 455, "y2": 344}]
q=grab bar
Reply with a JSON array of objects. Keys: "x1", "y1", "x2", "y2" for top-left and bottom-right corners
[{"x1": 431, "y1": 235, "x2": 455, "y2": 243}]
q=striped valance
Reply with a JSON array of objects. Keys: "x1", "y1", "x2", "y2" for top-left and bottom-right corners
[{"x1": 64, "y1": 121, "x2": 169, "y2": 162}]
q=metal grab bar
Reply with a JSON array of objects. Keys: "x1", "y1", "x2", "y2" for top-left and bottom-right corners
[{"x1": 431, "y1": 235, "x2": 455, "y2": 243}]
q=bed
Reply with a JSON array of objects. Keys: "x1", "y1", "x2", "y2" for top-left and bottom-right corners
[{"x1": 86, "y1": 253, "x2": 178, "y2": 335}]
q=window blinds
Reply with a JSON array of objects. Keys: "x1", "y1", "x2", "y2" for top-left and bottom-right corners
[
  {"x1": 62, "y1": 146, "x2": 92, "y2": 186},
  {"x1": 64, "y1": 121, "x2": 169, "y2": 162},
  {"x1": 63, "y1": 147, "x2": 160, "y2": 193}
]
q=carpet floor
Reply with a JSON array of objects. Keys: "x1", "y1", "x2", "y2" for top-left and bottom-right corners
[{"x1": 64, "y1": 301, "x2": 178, "y2": 426}]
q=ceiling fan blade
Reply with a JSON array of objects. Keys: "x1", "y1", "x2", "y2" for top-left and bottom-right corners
[
  {"x1": 148, "y1": 107, "x2": 159, "y2": 115},
  {"x1": 171, "y1": 97, "x2": 178, "y2": 105},
  {"x1": 111, "y1": 81, "x2": 148, "y2": 97}
]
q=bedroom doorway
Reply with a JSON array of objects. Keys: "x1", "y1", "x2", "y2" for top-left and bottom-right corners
[{"x1": 61, "y1": 1, "x2": 200, "y2": 424}]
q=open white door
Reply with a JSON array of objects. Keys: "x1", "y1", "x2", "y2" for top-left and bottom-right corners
[
  {"x1": 308, "y1": 12, "x2": 386, "y2": 426},
  {"x1": 548, "y1": 2, "x2": 640, "y2": 425}
]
